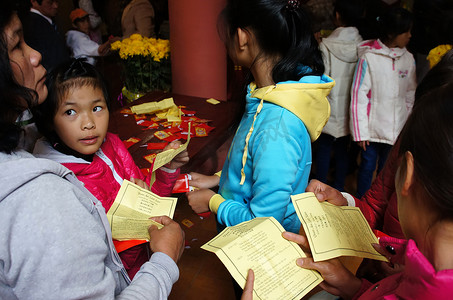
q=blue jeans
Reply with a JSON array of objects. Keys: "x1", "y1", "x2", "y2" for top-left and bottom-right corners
[
  {"x1": 314, "y1": 133, "x2": 350, "y2": 191},
  {"x1": 356, "y1": 142, "x2": 392, "y2": 198}
]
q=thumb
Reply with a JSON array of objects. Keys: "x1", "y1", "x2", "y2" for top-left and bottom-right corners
[{"x1": 296, "y1": 257, "x2": 317, "y2": 270}]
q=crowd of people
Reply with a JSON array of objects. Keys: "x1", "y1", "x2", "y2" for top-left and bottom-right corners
[{"x1": 1, "y1": 0, "x2": 453, "y2": 299}]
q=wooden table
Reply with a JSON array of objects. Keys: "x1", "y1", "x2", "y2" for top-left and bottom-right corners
[
  {"x1": 108, "y1": 91, "x2": 240, "y2": 174},
  {"x1": 108, "y1": 91, "x2": 239, "y2": 299}
]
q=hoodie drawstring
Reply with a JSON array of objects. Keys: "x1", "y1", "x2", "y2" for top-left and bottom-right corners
[{"x1": 240, "y1": 85, "x2": 276, "y2": 185}]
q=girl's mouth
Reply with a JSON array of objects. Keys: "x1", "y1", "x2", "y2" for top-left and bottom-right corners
[{"x1": 80, "y1": 136, "x2": 98, "y2": 145}]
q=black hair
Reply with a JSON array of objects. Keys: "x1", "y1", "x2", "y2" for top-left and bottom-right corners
[
  {"x1": 218, "y1": 0, "x2": 324, "y2": 84},
  {"x1": 398, "y1": 83, "x2": 453, "y2": 221},
  {"x1": 0, "y1": 2, "x2": 39, "y2": 153},
  {"x1": 33, "y1": 58, "x2": 110, "y2": 144},
  {"x1": 334, "y1": 0, "x2": 365, "y2": 28},
  {"x1": 414, "y1": 49, "x2": 453, "y2": 102},
  {"x1": 377, "y1": 7, "x2": 413, "y2": 44}
]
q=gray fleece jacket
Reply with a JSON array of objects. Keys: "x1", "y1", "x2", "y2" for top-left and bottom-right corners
[{"x1": 0, "y1": 150, "x2": 178, "y2": 299}]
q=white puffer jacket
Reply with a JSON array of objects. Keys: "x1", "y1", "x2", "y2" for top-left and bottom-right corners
[
  {"x1": 350, "y1": 39, "x2": 416, "y2": 145},
  {"x1": 320, "y1": 26, "x2": 362, "y2": 138}
]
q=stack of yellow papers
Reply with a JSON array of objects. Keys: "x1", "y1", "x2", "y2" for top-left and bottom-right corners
[
  {"x1": 291, "y1": 192, "x2": 387, "y2": 262},
  {"x1": 202, "y1": 217, "x2": 323, "y2": 299},
  {"x1": 107, "y1": 180, "x2": 178, "y2": 241},
  {"x1": 131, "y1": 97, "x2": 176, "y2": 115}
]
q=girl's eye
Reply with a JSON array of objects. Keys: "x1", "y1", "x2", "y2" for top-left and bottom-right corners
[
  {"x1": 93, "y1": 106, "x2": 103, "y2": 112},
  {"x1": 64, "y1": 109, "x2": 76, "y2": 116}
]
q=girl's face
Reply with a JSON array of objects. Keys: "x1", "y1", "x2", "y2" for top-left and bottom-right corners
[
  {"x1": 5, "y1": 14, "x2": 47, "y2": 104},
  {"x1": 390, "y1": 30, "x2": 412, "y2": 49},
  {"x1": 53, "y1": 85, "x2": 109, "y2": 156},
  {"x1": 75, "y1": 17, "x2": 91, "y2": 35}
]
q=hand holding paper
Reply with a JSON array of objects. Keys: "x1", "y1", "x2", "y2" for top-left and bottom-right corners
[
  {"x1": 152, "y1": 123, "x2": 191, "y2": 171},
  {"x1": 291, "y1": 192, "x2": 387, "y2": 262},
  {"x1": 202, "y1": 217, "x2": 323, "y2": 300},
  {"x1": 106, "y1": 180, "x2": 178, "y2": 240}
]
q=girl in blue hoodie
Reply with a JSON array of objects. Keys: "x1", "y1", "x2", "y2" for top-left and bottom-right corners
[{"x1": 187, "y1": 0, "x2": 334, "y2": 234}]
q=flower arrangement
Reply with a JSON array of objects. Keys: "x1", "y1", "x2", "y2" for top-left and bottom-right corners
[
  {"x1": 111, "y1": 34, "x2": 171, "y2": 98},
  {"x1": 427, "y1": 44, "x2": 452, "y2": 68}
]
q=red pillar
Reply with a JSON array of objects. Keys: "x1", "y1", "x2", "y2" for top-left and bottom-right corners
[{"x1": 168, "y1": 0, "x2": 227, "y2": 101}]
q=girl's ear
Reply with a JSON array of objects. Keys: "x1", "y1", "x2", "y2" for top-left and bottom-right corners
[
  {"x1": 236, "y1": 28, "x2": 249, "y2": 51},
  {"x1": 401, "y1": 151, "x2": 415, "y2": 197}
]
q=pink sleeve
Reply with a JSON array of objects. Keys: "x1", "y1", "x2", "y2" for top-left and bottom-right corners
[{"x1": 150, "y1": 168, "x2": 180, "y2": 197}]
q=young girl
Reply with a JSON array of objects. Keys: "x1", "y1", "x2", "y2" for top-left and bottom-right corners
[
  {"x1": 351, "y1": 7, "x2": 416, "y2": 198},
  {"x1": 66, "y1": 8, "x2": 117, "y2": 65},
  {"x1": 314, "y1": 0, "x2": 364, "y2": 191},
  {"x1": 187, "y1": 0, "x2": 334, "y2": 234},
  {"x1": 32, "y1": 59, "x2": 189, "y2": 279},
  {"x1": 286, "y1": 82, "x2": 453, "y2": 299}
]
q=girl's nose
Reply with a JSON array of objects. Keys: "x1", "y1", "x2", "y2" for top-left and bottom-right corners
[{"x1": 82, "y1": 118, "x2": 96, "y2": 130}]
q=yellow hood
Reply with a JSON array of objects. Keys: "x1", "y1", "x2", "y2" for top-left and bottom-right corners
[{"x1": 250, "y1": 78, "x2": 334, "y2": 141}]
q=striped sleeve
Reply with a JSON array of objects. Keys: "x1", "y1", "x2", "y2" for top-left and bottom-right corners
[{"x1": 350, "y1": 58, "x2": 371, "y2": 142}]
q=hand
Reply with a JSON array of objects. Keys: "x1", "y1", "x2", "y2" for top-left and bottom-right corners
[
  {"x1": 241, "y1": 269, "x2": 255, "y2": 300},
  {"x1": 372, "y1": 243, "x2": 405, "y2": 276},
  {"x1": 188, "y1": 172, "x2": 220, "y2": 189},
  {"x1": 358, "y1": 141, "x2": 370, "y2": 151},
  {"x1": 306, "y1": 179, "x2": 348, "y2": 206},
  {"x1": 186, "y1": 188, "x2": 215, "y2": 213},
  {"x1": 164, "y1": 140, "x2": 190, "y2": 170},
  {"x1": 148, "y1": 216, "x2": 185, "y2": 263},
  {"x1": 130, "y1": 177, "x2": 150, "y2": 190},
  {"x1": 282, "y1": 232, "x2": 362, "y2": 299}
]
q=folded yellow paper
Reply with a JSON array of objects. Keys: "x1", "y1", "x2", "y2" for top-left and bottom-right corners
[
  {"x1": 106, "y1": 180, "x2": 178, "y2": 240},
  {"x1": 206, "y1": 98, "x2": 220, "y2": 105},
  {"x1": 202, "y1": 217, "x2": 323, "y2": 300},
  {"x1": 131, "y1": 97, "x2": 175, "y2": 114},
  {"x1": 152, "y1": 123, "x2": 191, "y2": 171},
  {"x1": 291, "y1": 192, "x2": 387, "y2": 262}
]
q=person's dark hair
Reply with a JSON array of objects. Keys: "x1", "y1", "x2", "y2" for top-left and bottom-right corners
[
  {"x1": 218, "y1": 0, "x2": 324, "y2": 84},
  {"x1": 398, "y1": 83, "x2": 453, "y2": 221},
  {"x1": 33, "y1": 58, "x2": 109, "y2": 143},
  {"x1": 0, "y1": 2, "x2": 39, "y2": 153},
  {"x1": 415, "y1": 49, "x2": 453, "y2": 102},
  {"x1": 334, "y1": 0, "x2": 365, "y2": 28},
  {"x1": 377, "y1": 7, "x2": 413, "y2": 44}
]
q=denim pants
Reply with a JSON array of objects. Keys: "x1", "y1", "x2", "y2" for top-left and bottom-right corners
[
  {"x1": 314, "y1": 133, "x2": 350, "y2": 191},
  {"x1": 356, "y1": 142, "x2": 392, "y2": 198}
]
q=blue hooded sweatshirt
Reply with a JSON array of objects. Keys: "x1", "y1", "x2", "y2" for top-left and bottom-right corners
[{"x1": 209, "y1": 73, "x2": 335, "y2": 233}]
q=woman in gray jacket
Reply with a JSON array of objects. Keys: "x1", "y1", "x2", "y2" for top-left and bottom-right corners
[{"x1": 0, "y1": 2, "x2": 184, "y2": 299}]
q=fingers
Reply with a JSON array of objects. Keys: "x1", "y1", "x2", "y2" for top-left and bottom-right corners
[
  {"x1": 150, "y1": 215, "x2": 174, "y2": 226},
  {"x1": 241, "y1": 269, "x2": 255, "y2": 300},
  {"x1": 282, "y1": 231, "x2": 309, "y2": 249}
]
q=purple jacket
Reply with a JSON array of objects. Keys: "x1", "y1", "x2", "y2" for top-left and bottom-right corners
[{"x1": 354, "y1": 237, "x2": 453, "y2": 299}]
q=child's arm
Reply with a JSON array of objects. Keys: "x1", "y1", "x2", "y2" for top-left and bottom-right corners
[
  {"x1": 188, "y1": 172, "x2": 220, "y2": 189},
  {"x1": 350, "y1": 57, "x2": 372, "y2": 144},
  {"x1": 405, "y1": 59, "x2": 417, "y2": 112}
]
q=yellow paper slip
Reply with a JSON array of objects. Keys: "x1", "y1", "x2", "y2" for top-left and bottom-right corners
[
  {"x1": 152, "y1": 123, "x2": 191, "y2": 171},
  {"x1": 131, "y1": 97, "x2": 175, "y2": 115},
  {"x1": 291, "y1": 193, "x2": 387, "y2": 262},
  {"x1": 202, "y1": 217, "x2": 323, "y2": 300},
  {"x1": 107, "y1": 180, "x2": 177, "y2": 240}
]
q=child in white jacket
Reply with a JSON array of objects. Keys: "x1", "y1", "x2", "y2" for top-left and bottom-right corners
[
  {"x1": 350, "y1": 7, "x2": 416, "y2": 198},
  {"x1": 315, "y1": 0, "x2": 364, "y2": 191}
]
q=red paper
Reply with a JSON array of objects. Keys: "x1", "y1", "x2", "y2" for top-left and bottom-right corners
[
  {"x1": 172, "y1": 174, "x2": 192, "y2": 193},
  {"x1": 144, "y1": 153, "x2": 157, "y2": 164},
  {"x1": 123, "y1": 137, "x2": 141, "y2": 149},
  {"x1": 147, "y1": 142, "x2": 168, "y2": 150}
]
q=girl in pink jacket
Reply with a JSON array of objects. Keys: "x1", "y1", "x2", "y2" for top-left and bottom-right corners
[
  {"x1": 33, "y1": 59, "x2": 189, "y2": 279},
  {"x1": 283, "y1": 79, "x2": 453, "y2": 299}
]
